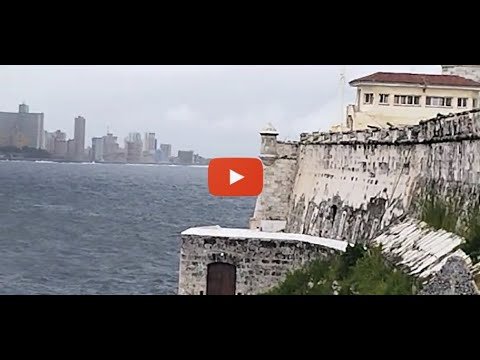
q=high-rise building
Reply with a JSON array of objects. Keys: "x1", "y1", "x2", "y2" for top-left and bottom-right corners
[
  {"x1": 144, "y1": 132, "x2": 156, "y2": 152},
  {"x1": 126, "y1": 132, "x2": 143, "y2": 163},
  {"x1": 0, "y1": 103, "x2": 44, "y2": 149},
  {"x1": 91, "y1": 137, "x2": 104, "y2": 162},
  {"x1": 51, "y1": 130, "x2": 67, "y2": 157},
  {"x1": 53, "y1": 130, "x2": 66, "y2": 141},
  {"x1": 126, "y1": 141, "x2": 142, "y2": 163},
  {"x1": 102, "y1": 133, "x2": 125, "y2": 163},
  {"x1": 177, "y1": 150, "x2": 194, "y2": 165},
  {"x1": 127, "y1": 132, "x2": 142, "y2": 144},
  {"x1": 67, "y1": 139, "x2": 76, "y2": 159},
  {"x1": 103, "y1": 133, "x2": 119, "y2": 155},
  {"x1": 54, "y1": 139, "x2": 67, "y2": 157},
  {"x1": 193, "y1": 154, "x2": 210, "y2": 165},
  {"x1": 44, "y1": 131, "x2": 56, "y2": 153},
  {"x1": 74, "y1": 116, "x2": 86, "y2": 160},
  {"x1": 159, "y1": 143, "x2": 172, "y2": 162},
  {"x1": 160, "y1": 144, "x2": 172, "y2": 158}
]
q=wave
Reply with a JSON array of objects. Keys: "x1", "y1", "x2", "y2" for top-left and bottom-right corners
[
  {"x1": 125, "y1": 163, "x2": 160, "y2": 167},
  {"x1": 33, "y1": 204, "x2": 74, "y2": 212},
  {"x1": 167, "y1": 164, "x2": 207, "y2": 168},
  {"x1": 32, "y1": 160, "x2": 97, "y2": 165}
]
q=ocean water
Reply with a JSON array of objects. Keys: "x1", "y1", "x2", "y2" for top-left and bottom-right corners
[{"x1": 0, "y1": 161, "x2": 256, "y2": 294}]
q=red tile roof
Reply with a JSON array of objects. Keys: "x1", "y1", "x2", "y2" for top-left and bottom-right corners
[{"x1": 349, "y1": 72, "x2": 480, "y2": 88}]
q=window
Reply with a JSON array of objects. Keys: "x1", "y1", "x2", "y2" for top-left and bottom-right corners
[
  {"x1": 458, "y1": 98, "x2": 468, "y2": 108},
  {"x1": 474, "y1": 98, "x2": 478, "y2": 108},
  {"x1": 364, "y1": 93, "x2": 374, "y2": 104},
  {"x1": 394, "y1": 95, "x2": 421, "y2": 106},
  {"x1": 426, "y1": 96, "x2": 453, "y2": 107},
  {"x1": 379, "y1": 94, "x2": 389, "y2": 104}
]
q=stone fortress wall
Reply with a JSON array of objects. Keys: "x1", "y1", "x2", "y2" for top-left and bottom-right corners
[
  {"x1": 251, "y1": 110, "x2": 480, "y2": 244},
  {"x1": 179, "y1": 109, "x2": 480, "y2": 295}
]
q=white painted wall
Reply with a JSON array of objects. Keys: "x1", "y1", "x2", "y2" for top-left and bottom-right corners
[{"x1": 349, "y1": 84, "x2": 480, "y2": 130}]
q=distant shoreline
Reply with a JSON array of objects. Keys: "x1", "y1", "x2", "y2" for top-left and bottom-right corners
[{"x1": 0, "y1": 158, "x2": 208, "y2": 167}]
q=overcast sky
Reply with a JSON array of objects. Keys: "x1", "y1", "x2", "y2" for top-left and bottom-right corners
[{"x1": 1, "y1": 65, "x2": 439, "y2": 157}]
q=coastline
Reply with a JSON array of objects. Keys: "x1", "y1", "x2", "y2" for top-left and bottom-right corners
[{"x1": 0, "y1": 158, "x2": 208, "y2": 167}]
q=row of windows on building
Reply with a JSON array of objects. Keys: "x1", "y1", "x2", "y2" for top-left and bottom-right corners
[{"x1": 363, "y1": 93, "x2": 478, "y2": 108}]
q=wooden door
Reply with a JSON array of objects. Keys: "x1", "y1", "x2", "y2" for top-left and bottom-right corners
[{"x1": 206, "y1": 262, "x2": 236, "y2": 295}]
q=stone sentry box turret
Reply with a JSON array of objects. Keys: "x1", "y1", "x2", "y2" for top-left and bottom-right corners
[
  {"x1": 250, "y1": 123, "x2": 299, "y2": 232},
  {"x1": 259, "y1": 122, "x2": 279, "y2": 165}
]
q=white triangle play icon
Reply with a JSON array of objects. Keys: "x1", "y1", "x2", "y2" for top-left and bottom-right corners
[{"x1": 229, "y1": 169, "x2": 244, "y2": 185}]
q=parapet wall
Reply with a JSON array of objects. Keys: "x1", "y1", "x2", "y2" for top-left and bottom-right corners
[
  {"x1": 253, "y1": 109, "x2": 480, "y2": 242},
  {"x1": 300, "y1": 109, "x2": 480, "y2": 145}
]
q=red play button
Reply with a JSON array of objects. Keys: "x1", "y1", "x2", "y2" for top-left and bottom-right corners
[{"x1": 208, "y1": 158, "x2": 263, "y2": 197}]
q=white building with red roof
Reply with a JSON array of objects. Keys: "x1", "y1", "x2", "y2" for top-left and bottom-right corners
[{"x1": 332, "y1": 65, "x2": 480, "y2": 131}]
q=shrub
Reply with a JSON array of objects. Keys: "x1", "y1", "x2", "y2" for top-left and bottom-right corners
[{"x1": 265, "y1": 245, "x2": 417, "y2": 295}]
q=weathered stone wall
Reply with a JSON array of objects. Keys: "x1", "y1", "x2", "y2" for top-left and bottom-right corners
[
  {"x1": 178, "y1": 229, "x2": 342, "y2": 295},
  {"x1": 285, "y1": 110, "x2": 480, "y2": 242},
  {"x1": 373, "y1": 218, "x2": 477, "y2": 281},
  {"x1": 250, "y1": 141, "x2": 299, "y2": 230}
]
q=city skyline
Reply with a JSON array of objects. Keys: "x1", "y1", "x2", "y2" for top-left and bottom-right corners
[
  {"x1": 0, "y1": 102, "x2": 207, "y2": 164},
  {"x1": 44, "y1": 114, "x2": 203, "y2": 159},
  {"x1": 1, "y1": 65, "x2": 441, "y2": 157}
]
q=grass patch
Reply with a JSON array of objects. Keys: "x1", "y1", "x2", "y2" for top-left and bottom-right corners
[
  {"x1": 420, "y1": 195, "x2": 458, "y2": 232},
  {"x1": 420, "y1": 193, "x2": 480, "y2": 263},
  {"x1": 265, "y1": 245, "x2": 418, "y2": 295}
]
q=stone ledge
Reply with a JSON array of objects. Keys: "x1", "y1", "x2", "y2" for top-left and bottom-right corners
[{"x1": 181, "y1": 226, "x2": 348, "y2": 252}]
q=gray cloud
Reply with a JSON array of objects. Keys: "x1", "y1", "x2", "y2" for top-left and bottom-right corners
[{"x1": 0, "y1": 65, "x2": 439, "y2": 157}]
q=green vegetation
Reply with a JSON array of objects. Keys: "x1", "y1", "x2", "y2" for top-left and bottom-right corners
[
  {"x1": 420, "y1": 193, "x2": 480, "y2": 263},
  {"x1": 420, "y1": 194, "x2": 458, "y2": 232},
  {"x1": 0, "y1": 146, "x2": 50, "y2": 159},
  {"x1": 265, "y1": 245, "x2": 418, "y2": 295},
  {"x1": 462, "y1": 216, "x2": 480, "y2": 263}
]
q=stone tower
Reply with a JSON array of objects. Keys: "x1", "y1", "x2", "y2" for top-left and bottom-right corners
[
  {"x1": 259, "y1": 123, "x2": 279, "y2": 166},
  {"x1": 441, "y1": 65, "x2": 480, "y2": 82}
]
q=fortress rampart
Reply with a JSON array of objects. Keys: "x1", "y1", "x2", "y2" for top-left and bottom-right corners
[
  {"x1": 179, "y1": 109, "x2": 480, "y2": 295},
  {"x1": 252, "y1": 109, "x2": 480, "y2": 243}
]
